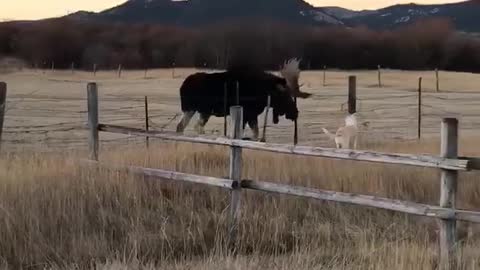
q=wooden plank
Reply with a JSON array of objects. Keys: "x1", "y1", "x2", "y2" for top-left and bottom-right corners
[
  {"x1": 87, "y1": 83, "x2": 99, "y2": 161},
  {"x1": 228, "y1": 106, "x2": 243, "y2": 250},
  {"x1": 97, "y1": 124, "x2": 470, "y2": 171},
  {"x1": 0, "y1": 82, "x2": 6, "y2": 152},
  {"x1": 83, "y1": 160, "x2": 235, "y2": 189},
  {"x1": 461, "y1": 157, "x2": 480, "y2": 171},
  {"x1": 418, "y1": 77, "x2": 422, "y2": 139},
  {"x1": 80, "y1": 158, "x2": 480, "y2": 224},
  {"x1": 241, "y1": 179, "x2": 480, "y2": 223},
  {"x1": 348, "y1": 75, "x2": 357, "y2": 114},
  {"x1": 439, "y1": 118, "x2": 458, "y2": 270}
]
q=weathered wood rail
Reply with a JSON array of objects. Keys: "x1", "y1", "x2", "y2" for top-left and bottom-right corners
[{"x1": 86, "y1": 82, "x2": 479, "y2": 269}]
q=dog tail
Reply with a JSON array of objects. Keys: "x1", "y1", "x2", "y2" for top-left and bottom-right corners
[{"x1": 322, "y1": 128, "x2": 336, "y2": 140}]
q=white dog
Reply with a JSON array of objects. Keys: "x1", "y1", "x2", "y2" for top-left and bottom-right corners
[{"x1": 322, "y1": 113, "x2": 360, "y2": 149}]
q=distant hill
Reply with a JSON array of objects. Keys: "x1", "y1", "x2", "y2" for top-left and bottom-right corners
[
  {"x1": 67, "y1": 0, "x2": 344, "y2": 27},
  {"x1": 39, "y1": 0, "x2": 480, "y2": 33},
  {"x1": 334, "y1": 0, "x2": 480, "y2": 32}
]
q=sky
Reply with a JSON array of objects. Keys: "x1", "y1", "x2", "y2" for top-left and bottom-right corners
[{"x1": 0, "y1": 0, "x2": 466, "y2": 21}]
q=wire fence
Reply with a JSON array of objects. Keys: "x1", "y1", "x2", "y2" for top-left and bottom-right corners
[{"x1": 2, "y1": 70, "x2": 480, "y2": 152}]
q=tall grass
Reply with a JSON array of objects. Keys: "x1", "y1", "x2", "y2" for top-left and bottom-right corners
[{"x1": 1, "y1": 139, "x2": 480, "y2": 269}]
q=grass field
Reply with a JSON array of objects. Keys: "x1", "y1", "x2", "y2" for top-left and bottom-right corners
[
  {"x1": 2, "y1": 68, "x2": 480, "y2": 151},
  {"x1": 1, "y1": 68, "x2": 480, "y2": 269}
]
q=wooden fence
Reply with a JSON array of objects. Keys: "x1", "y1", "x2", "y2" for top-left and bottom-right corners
[{"x1": 83, "y1": 82, "x2": 480, "y2": 269}]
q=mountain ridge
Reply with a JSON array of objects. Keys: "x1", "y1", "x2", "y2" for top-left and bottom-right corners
[{"x1": 33, "y1": 0, "x2": 480, "y2": 33}]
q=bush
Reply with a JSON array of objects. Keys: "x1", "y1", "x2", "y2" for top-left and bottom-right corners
[{"x1": 1, "y1": 17, "x2": 480, "y2": 72}]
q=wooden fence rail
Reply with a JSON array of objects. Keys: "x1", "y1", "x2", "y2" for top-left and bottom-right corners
[
  {"x1": 86, "y1": 82, "x2": 479, "y2": 270},
  {"x1": 97, "y1": 124, "x2": 470, "y2": 171},
  {"x1": 83, "y1": 160, "x2": 480, "y2": 224}
]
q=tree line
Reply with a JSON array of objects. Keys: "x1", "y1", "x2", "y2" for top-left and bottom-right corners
[{"x1": 0, "y1": 17, "x2": 479, "y2": 72}]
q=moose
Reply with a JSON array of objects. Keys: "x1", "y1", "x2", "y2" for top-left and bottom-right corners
[{"x1": 175, "y1": 58, "x2": 312, "y2": 140}]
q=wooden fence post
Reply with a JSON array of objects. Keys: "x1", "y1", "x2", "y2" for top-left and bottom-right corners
[
  {"x1": 260, "y1": 95, "x2": 271, "y2": 143},
  {"x1": 93, "y1": 64, "x2": 97, "y2": 77},
  {"x1": 418, "y1": 77, "x2": 422, "y2": 139},
  {"x1": 224, "y1": 83, "x2": 228, "y2": 137},
  {"x1": 228, "y1": 105, "x2": 243, "y2": 251},
  {"x1": 145, "y1": 96, "x2": 149, "y2": 149},
  {"x1": 87, "y1": 83, "x2": 99, "y2": 161},
  {"x1": 378, "y1": 65, "x2": 382, "y2": 87},
  {"x1": 323, "y1": 65, "x2": 327, "y2": 86},
  {"x1": 0, "y1": 82, "x2": 6, "y2": 152},
  {"x1": 439, "y1": 118, "x2": 458, "y2": 270},
  {"x1": 294, "y1": 96, "x2": 298, "y2": 145},
  {"x1": 436, "y1": 68, "x2": 440, "y2": 92},
  {"x1": 348, "y1": 75, "x2": 357, "y2": 114},
  {"x1": 118, "y1": 64, "x2": 122, "y2": 78}
]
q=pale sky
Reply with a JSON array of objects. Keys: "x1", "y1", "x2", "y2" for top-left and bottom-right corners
[{"x1": 0, "y1": 0, "x2": 466, "y2": 21}]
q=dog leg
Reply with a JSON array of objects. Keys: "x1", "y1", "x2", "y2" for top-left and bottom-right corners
[
  {"x1": 176, "y1": 111, "x2": 195, "y2": 134},
  {"x1": 248, "y1": 119, "x2": 259, "y2": 141}
]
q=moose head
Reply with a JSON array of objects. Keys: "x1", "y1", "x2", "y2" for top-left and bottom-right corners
[{"x1": 279, "y1": 58, "x2": 312, "y2": 99}]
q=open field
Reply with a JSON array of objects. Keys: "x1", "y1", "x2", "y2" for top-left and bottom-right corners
[
  {"x1": 1, "y1": 140, "x2": 480, "y2": 269},
  {"x1": 2, "y1": 68, "x2": 480, "y2": 151},
  {"x1": 1, "y1": 68, "x2": 480, "y2": 269}
]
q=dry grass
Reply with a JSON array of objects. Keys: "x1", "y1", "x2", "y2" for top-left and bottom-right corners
[
  {"x1": 3, "y1": 68, "x2": 480, "y2": 151},
  {"x1": 1, "y1": 138, "x2": 480, "y2": 269},
  {"x1": 2, "y1": 68, "x2": 480, "y2": 268}
]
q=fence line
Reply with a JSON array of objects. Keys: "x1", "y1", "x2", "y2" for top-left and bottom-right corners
[
  {"x1": 83, "y1": 160, "x2": 480, "y2": 224},
  {"x1": 85, "y1": 81, "x2": 480, "y2": 269}
]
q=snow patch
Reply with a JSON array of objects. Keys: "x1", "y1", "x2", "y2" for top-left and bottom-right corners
[
  {"x1": 395, "y1": 16, "x2": 410, "y2": 23},
  {"x1": 311, "y1": 10, "x2": 344, "y2": 25}
]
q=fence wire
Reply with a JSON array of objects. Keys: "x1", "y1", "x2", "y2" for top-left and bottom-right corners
[{"x1": 3, "y1": 78, "x2": 480, "y2": 152}]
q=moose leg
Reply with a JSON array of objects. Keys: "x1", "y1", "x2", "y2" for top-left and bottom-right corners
[
  {"x1": 176, "y1": 111, "x2": 195, "y2": 134},
  {"x1": 194, "y1": 113, "x2": 210, "y2": 135},
  {"x1": 247, "y1": 119, "x2": 259, "y2": 141}
]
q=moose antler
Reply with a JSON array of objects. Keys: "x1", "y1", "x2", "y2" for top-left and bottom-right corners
[{"x1": 280, "y1": 58, "x2": 311, "y2": 99}]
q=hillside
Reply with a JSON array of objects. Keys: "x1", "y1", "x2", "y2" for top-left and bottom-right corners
[
  {"x1": 64, "y1": 0, "x2": 480, "y2": 32},
  {"x1": 68, "y1": 0, "x2": 343, "y2": 26},
  {"x1": 337, "y1": 0, "x2": 480, "y2": 32}
]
